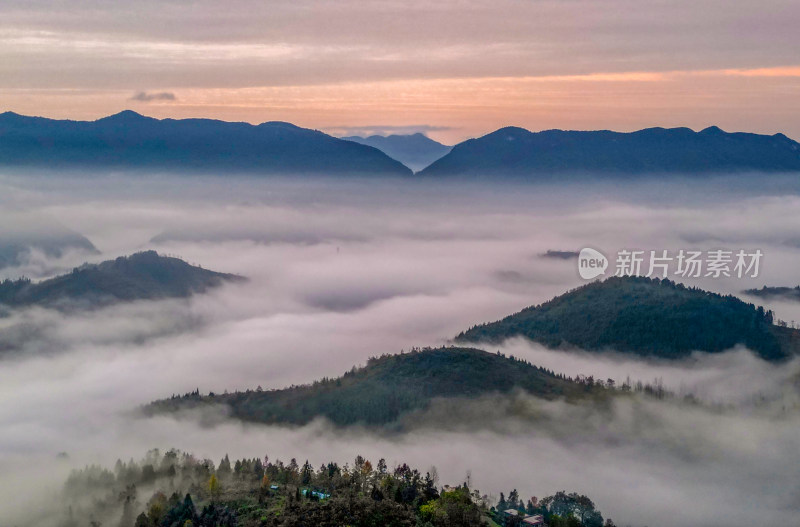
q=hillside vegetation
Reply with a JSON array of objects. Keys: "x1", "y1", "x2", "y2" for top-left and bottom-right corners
[
  {"x1": 59, "y1": 448, "x2": 610, "y2": 527},
  {"x1": 145, "y1": 347, "x2": 599, "y2": 427},
  {"x1": 457, "y1": 276, "x2": 798, "y2": 361},
  {"x1": 0, "y1": 250, "x2": 242, "y2": 308}
]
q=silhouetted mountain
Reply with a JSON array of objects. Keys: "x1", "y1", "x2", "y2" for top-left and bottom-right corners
[
  {"x1": 145, "y1": 347, "x2": 595, "y2": 427},
  {"x1": 0, "y1": 213, "x2": 98, "y2": 269},
  {"x1": 457, "y1": 276, "x2": 800, "y2": 361},
  {"x1": 0, "y1": 111, "x2": 412, "y2": 176},
  {"x1": 0, "y1": 250, "x2": 242, "y2": 309},
  {"x1": 540, "y1": 250, "x2": 579, "y2": 260},
  {"x1": 418, "y1": 126, "x2": 800, "y2": 177},
  {"x1": 744, "y1": 285, "x2": 800, "y2": 302},
  {"x1": 342, "y1": 133, "x2": 451, "y2": 171}
]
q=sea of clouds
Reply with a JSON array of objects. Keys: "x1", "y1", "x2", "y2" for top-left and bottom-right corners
[{"x1": 1, "y1": 172, "x2": 800, "y2": 526}]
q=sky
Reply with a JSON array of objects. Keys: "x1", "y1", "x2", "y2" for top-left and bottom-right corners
[{"x1": 1, "y1": 0, "x2": 800, "y2": 143}]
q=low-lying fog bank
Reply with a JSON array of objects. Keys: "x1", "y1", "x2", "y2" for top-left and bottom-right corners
[{"x1": 1, "y1": 171, "x2": 800, "y2": 526}]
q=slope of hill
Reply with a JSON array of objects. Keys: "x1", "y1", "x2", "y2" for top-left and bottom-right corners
[
  {"x1": 0, "y1": 250, "x2": 242, "y2": 308},
  {"x1": 0, "y1": 111, "x2": 412, "y2": 176},
  {"x1": 457, "y1": 276, "x2": 799, "y2": 361},
  {"x1": 418, "y1": 126, "x2": 800, "y2": 177},
  {"x1": 342, "y1": 133, "x2": 451, "y2": 171},
  {"x1": 145, "y1": 347, "x2": 595, "y2": 427}
]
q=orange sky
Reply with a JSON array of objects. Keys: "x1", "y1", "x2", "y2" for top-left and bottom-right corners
[{"x1": 2, "y1": 1, "x2": 799, "y2": 144}]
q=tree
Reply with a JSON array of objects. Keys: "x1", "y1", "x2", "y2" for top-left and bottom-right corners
[
  {"x1": 508, "y1": 489, "x2": 520, "y2": 510},
  {"x1": 208, "y1": 474, "x2": 220, "y2": 500},
  {"x1": 497, "y1": 492, "x2": 507, "y2": 512},
  {"x1": 217, "y1": 455, "x2": 232, "y2": 479},
  {"x1": 301, "y1": 460, "x2": 313, "y2": 485},
  {"x1": 146, "y1": 492, "x2": 167, "y2": 526},
  {"x1": 119, "y1": 496, "x2": 135, "y2": 527}
]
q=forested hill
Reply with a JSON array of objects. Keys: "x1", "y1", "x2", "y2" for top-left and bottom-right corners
[
  {"x1": 145, "y1": 347, "x2": 596, "y2": 427},
  {"x1": 0, "y1": 250, "x2": 242, "y2": 308},
  {"x1": 417, "y1": 126, "x2": 800, "y2": 177},
  {"x1": 60, "y1": 448, "x2": 610, "y2": 527},
  {"x1": 0, "y1": 111, "x2": 412, "y2": 176},
  {"x1": 457, "y1": 276, "x2": 800, "y2": 361}
]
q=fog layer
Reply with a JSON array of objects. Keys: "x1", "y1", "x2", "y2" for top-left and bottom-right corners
[{"x1": 1, "y1": 172, "x2": 800, "y2": 526}]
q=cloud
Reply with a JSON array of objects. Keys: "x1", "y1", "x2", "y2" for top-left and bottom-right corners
[
  {"x1": 2, "y1": 1, "x2": 800, "y2": 143},
  {"x1": 129, "y1": 90, "x2": 176, "y2": 102},
  {"x1": 1, "y1": 172, "x2": 800, "y2": 525}
]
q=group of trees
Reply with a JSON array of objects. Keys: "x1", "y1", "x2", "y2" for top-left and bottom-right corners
[
  {"x1": 494, "y1": 490, "x2": 611, "y2": 527},
  {"x1": 145, "y1": 347, "x2": 610, "y2": 429},
  {"x1": 59, "y1": 449, "x2": 611, "y2": 527},
  {"x1": 61, "y1": 449, "x2": 466, "y2": 527},
  {"x1": 147, "y1": 345, "x2": 705, "y2": 440},
  {"x1": 458, "y1": 275, "x2": 790, "y2": 361}
]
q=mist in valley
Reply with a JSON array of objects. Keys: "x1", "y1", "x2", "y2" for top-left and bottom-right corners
[{"x1": 1, "y1": 171, "x2": 800, "y2": 527}]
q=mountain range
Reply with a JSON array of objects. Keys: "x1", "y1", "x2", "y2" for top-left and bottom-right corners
[
  {"x1": 457, "y1": 276, "x2": 799, "y2": 361},
  {"x1": 0, "y1": 111, "x2": 412, "y2": 176},
  {"x1": 342, "y1": 133, "x2": 451, "y2": 172},
  {"x1": 418, "y1": 126, "x2": 800, "y2": 177},
  {"x1": 0, "y1": 250, "x2": 242, "y2": 309},
  {"x1": 5, "y1": 112, "x2": 799, "y2": 177}
]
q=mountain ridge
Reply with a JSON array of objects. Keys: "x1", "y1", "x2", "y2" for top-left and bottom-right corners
[
  {"x1": 0, "y1": 111, "x2": 413, "y2": 176},
  {"x1": 418, "y1": 125, "x2": 800, "y2": 177}
]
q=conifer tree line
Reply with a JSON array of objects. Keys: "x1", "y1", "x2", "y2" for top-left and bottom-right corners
[{"x1": 59, "y1": 448, "x2": 612, "y2": 527}]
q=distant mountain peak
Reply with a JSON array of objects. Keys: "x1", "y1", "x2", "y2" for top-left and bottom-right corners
[
  {"x1": 257, "y1": 120, "x2": 303, "y2": 130},
  {"x1": 96, "y1": 110, "x2": 152, "y2": 122},
  {"x1": 343, "y1": 133, "x2": 452, "y2": 172},
  {"x1": 494, "y1": 126, "x2": 531, "y2": 134}
]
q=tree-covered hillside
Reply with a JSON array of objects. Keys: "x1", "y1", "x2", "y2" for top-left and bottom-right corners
[
  {"x1": 457, "y1": 276, "x2": 797, "y2": 361},
  {"x1": 0, "y1": 250, "x2": 243, "y2": 308},
  {"x1": 145, "y1": 347, "x2": 600, "y2": 427},
  {"x1": 58, "y1": 448, "x2": 611, "y2": 527}
]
